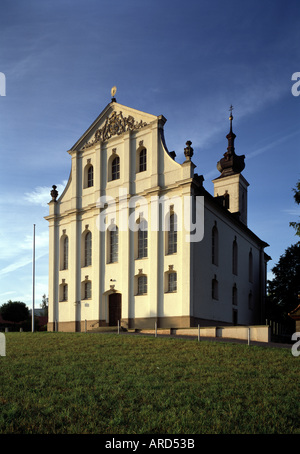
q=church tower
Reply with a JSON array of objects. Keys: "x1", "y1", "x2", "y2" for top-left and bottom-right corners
[{"x1": 212, "y1": 107, "x2": 249, "y2": 225}]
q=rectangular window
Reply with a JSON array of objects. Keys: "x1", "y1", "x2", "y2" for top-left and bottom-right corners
[
  {"x1": 168, "y1": 214, "x2": 177, "y2": 254},
  {"x1": 85, "y1": 232, "x2": 92, "y2": 267},
  {"x1": 138, "y1": 222, "x2": 148, "y2": 258},
  {"x1": 168, "y1": 272, "x2": 177, "y2": 292},
  {"x1": 232, "y1": 240, "x2": 238, "y2": 275},
  {"x1": 139, "y1": 149, "x2": 147, "y2": 172},
  {"x1": 62, "y1": 284, "x2": 68, "y2": 301},
  {"x1": 232, "y1": 285, "x2": 238, "y2": 306},
  {"x1": 85, "y1": 281, "x2": 92, "y2": 299},
  {"x1": 212, "y1": 278, "x2": 218, "y2": 300},
  {"x1": 110, "y1": 228, "x2": 118, "y2": 263},
  {"x1": 87, "y1": 165, "x2": 94, "y2": 187},
  {"x1": 138, "y1": 275, "x2": 147, "y2": 295},
  {"x1": 63, "y1": 236, "x2": 68, "y2": 270},
  {"x1": 112, "y1": 156, "x2": 120, "y2": 180}
]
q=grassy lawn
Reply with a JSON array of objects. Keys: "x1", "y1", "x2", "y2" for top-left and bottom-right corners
[{"x1": 0, "y1": 332, "x2": 299, "y2": 434}]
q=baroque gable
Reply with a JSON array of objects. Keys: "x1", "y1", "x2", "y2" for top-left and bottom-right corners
[
  {"x1": 83, "y1": 110, "x2": 148, "y2": 149},
  {"x1": 70, "y1": 102, "x2": 157, "y2": 152}
]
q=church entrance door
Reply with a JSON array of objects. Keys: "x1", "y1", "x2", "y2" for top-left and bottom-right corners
[{"x1": 109, "y1": 293, "x2": 121, "y2": 326}]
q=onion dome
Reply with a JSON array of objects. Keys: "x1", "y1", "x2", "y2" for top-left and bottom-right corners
[{"x1": 217, "y1": 106, "x2": 245, "y2": 177}]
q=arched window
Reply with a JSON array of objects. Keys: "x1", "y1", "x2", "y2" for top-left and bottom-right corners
[
  {"x1": 109, "y1": 226, "x2": 118, "y2": 263},
  {"x1": 168, "y1": 213, "x2": 177, "y2": 254},
  {"x1": 249, "y1": 250, "x2": 253, "y2": 282},
  {"x1": 87, "y1": 165, "x2": 94, "y2": 187},
  {"x1": 112, "y1": 156, "x2": 120, "y2": 180},
  {"x1": 232, "y1": 238, "x2": 238, "y2": 275},
  {"x1": 63, "y1": 236, "x2": 68, "y2": 270},
  {"x1": 139, "y1": 148, "x2": 147, "y2": 172},
  {"x1": 85, "y1": 231, "x2": 92, "y2": 267},
  {"x1": 138, "y1": 219, "x2": 148, "y2": 258},
  {"x1": 137, "y1": 275, "x2": 147, "y2": 295},
  {"x1": 212, "y1": 225, "x2": 218, "y2": 266}
]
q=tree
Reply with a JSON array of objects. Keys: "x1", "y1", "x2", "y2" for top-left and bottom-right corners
[
  {"x1": 289, "y1": 180, "x2": 300, "y2": 236},
  {"x1": 0, "y1": 300, "x2": 29, "y2": 323},
  {"x1": 40, "y1": 294, "x2": 48, "y2": 317},
  {"x1": 266, "y1": 243, "x2": 300, "y2": 330}
]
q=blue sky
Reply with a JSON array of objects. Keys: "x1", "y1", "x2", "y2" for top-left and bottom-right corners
[{"x1": 0, "y1": 0, "x2": 299, "y2": 310}]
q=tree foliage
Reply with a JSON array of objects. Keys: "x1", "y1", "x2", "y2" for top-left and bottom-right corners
[
  {"x1": 289, "y1": 180, "x2": 300, "y2": 236},
  {"x1": 266, "y1": 243, "x2": 300, "y2": 327},
  {"x1": 0, "y1": 300, "x2": 29, "y2": 323}
]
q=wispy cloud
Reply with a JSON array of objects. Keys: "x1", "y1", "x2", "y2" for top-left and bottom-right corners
[
  {"x1": 246, "y1": 130, "x2": 300, "y2": 160},
  {"x1": 23, "y1": 180, "x2": 68, "y2": 207}
]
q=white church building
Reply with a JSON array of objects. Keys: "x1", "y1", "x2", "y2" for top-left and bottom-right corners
[{"x1": 45, "y1": 92, "x2": 270, "y2": 332}]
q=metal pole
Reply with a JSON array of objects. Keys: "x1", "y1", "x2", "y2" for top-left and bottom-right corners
[
  {"x1": 198, "y1": 324, "x2": 200, "y2": 342},
  {"x1": 32, "y1": 224, "x2": 36, "y2": 333},
  {"x1": 118, "y1": 320, "x2": 120, "y2": 335},
  {"x1": 155, "y1": 321, "x2": 157, "y2": 337},
  {"x1": 248, "y1": 327, "x2": 250, "y2": 346},
  {"x1": 85, "y1": 319, "x2": 87, "y2": 333}
]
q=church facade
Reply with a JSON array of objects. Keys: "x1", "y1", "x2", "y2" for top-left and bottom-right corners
[{"x1": 46, "y1": 95, "x2": 270, "y2": 332}]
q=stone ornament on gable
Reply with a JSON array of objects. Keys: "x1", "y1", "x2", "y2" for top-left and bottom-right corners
[{"x1": 83, "y1": 111, "x2": 148, "y2": 149}]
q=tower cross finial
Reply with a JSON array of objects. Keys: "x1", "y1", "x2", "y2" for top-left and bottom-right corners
[{"x1": 229, "y1": 104, "x2": 234, "y2": 132}]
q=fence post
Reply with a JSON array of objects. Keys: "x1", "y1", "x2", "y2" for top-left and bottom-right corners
[
  {"x1": 118, "y1": 320, "x2": 120, "y2": 335},
  {"x1": 198, "y1": 324, "x2": 200, "y2": 342},
  {"x1": 248, "y1": 327, "x2": 250, "y2": 346},
  {"x1": 85, "y1": 319, "x2": 87, "y2": 333},
  {"x1": 155, "y1": 321, "x2": 157, "y2": 338}
]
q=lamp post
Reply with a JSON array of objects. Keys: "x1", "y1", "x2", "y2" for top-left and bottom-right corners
[{"x1": 32, "y1": 224, "x2": 35, "y2": 333}]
